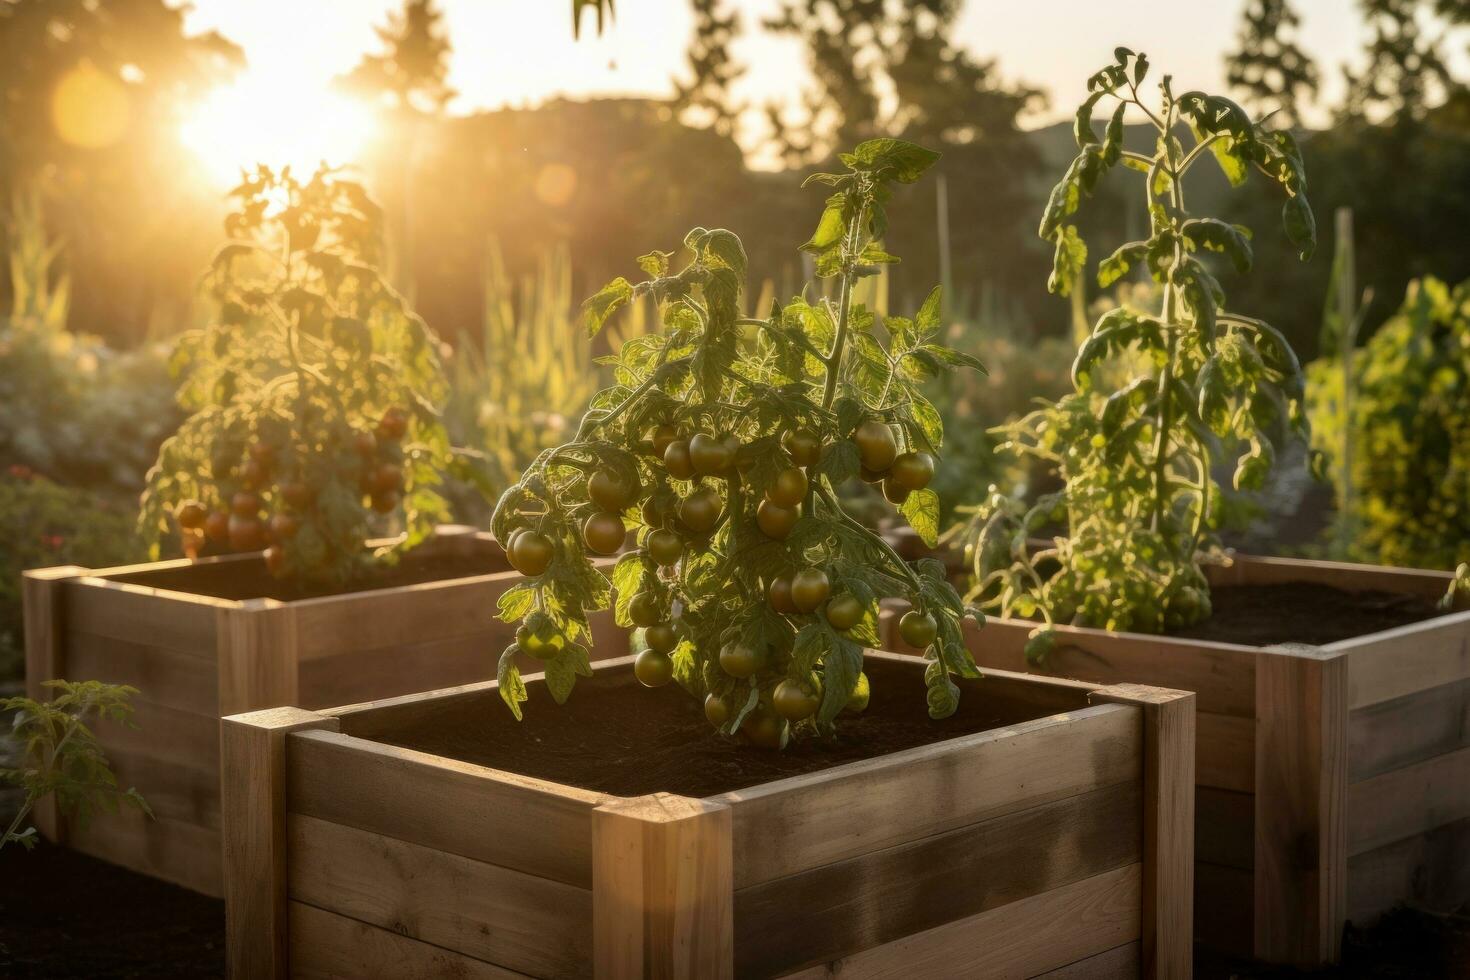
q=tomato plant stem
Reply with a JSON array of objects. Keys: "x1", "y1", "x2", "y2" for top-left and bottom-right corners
[{"x1": 821, "y1": 186, "x2": 870, "y2": 411}]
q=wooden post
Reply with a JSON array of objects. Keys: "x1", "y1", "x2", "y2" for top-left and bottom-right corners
[
  {"x1": 216, "y1": 600, "x2": 300, "y2": 717},
  {"x1": 1254, "y1": 644, "x2": 1348, "y2": 966},
  {"x1": 1091, "y1": 683, "x2": 1196, "y2": 979},
  {"x1": 221, "y1": 706, "x2": 339, "y2": 979},
  {"x1": 21, "y1": 566, "x2": 88, "y2": 843},
  {"x1": 592, "y1": 793, "x2": 733, "y2": 979}
]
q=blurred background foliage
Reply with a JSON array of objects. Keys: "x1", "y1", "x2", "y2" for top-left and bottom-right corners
[{"x1": 0, "y1": 0, "x2": 1469, "y2": 677}]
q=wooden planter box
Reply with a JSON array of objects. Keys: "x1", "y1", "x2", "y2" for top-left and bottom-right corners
[
  {"x1": 881, "y1": 550, "x2": 1470, "y2": 967},
  {"x1": 222, "y1": 652, "x2": 1195, "y2": 978},
  {"x1": 22, "y1": 527, "x2": 626, "y2": 897}
]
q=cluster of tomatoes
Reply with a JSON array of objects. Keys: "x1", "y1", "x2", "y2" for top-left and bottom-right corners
[
  {"x1": 173, "y1": 407, "x2": 408, "y2": 576},
  {"x1": 505, "y1": 416, "x2": 943, "y2": 747}
]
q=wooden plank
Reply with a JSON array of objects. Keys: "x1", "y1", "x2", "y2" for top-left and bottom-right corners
[
  {"x1": 21, "y1": 565, "x2": 87, "y2": 843},
  {"x1": 1346, "y1": 815, "x2": 1470, "y2": 925},
  {"x1": 1348, "y1": 677, "x2": 1470, "y2": 782},
  {"x1": 67, "y1": 807, "x2": 222, "y2": 897},
  {"x1": 734, "y1": 781, "x2": 1142, "y2": 978},
  {"x1": 216, "y1": 600, "x2": 299, "y2": 716},
  {"x1": 1344, "y1": 616, "x2": 1470, "y2": 709},
  {"x1": 221, "y1": 706, "x2": 341, "y2": 979},
  {"x1": 288, "y1": 814, "x2": 591, "y2": 978},
  {"x1": 593, "y1": 794, "x2": 734, "y2": 980},
  {"x1": 289, "y1": 901, "x2": 528, "y2": 980},
  {"x1": 1193, "y1": 862, "x2": 1253, "y2": 957},
  {"x1": 102, "y1": 746, "x2": 220, "y2": 830},
  {"x1": 98, "y1": 695, "x2": 221, "y2": 776},
  {"x1": 964, "y1": 616, "x2": 1257, "y2": 718},
  {"x1": 298, "y1": 632, "x2": 501, "y2": 709},
  {"x1": 290, "y1": 571, "x2": 527, "y2": 659},
  {"x1": 775, "y1": 864, "x2": 1141, "y2": 980},
  {"x1": 65, "y1": 630, "x2": 218, "y2": 714},
  {"x1": 1213, "y1": 554, "x2": 1452, "y2": 599},
  {"x1": 1347, "y1": 745, "x2": 1470, "y2": 857},
  {"x1": 63, "y1": 577, "x2": 224, "y2": 653},
  {"x1": 1091, "y1": 684, "x2": 1195, "y2": 979},
  {"x1": 1198, "y1": 711, "x2": 1254, "y2": 794},
  {"x1": 1031, "y1": 940, "x2": 1141, "y2": 980},
  {"x1": 713, "y1": 703, "x2": 1140, "y2": 889},
  {"x1": 288, "y1": 730, "x2": 604, "y2": 888},
  {"x1": 1253, "y1": 645, "x2": 1348, "y2": 966}
]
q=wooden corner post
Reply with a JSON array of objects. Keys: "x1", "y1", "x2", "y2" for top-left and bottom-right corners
[
  {"x1": 216, "y1": 600, "x2": 300, "y2": 717},
  {"x1": 1091, "y1": 683, "x2": 1196, "y2": 979},
  {"x1": 21, "y1": 565, "x2": 89, "y2": 843},
  {"x1": 1254, "y1": 644, "x2": 1348, "y2": 966},
  {"x1": 220, "y1": 706, "x2": 338, "y2": 979},
  {"x1": 592, "y1": 793, "x2": 734, "y2": 979}
]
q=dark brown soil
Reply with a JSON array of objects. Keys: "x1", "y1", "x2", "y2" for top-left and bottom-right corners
[
  {"x1": 1173, "y1": 582, "x2": 1442, "y2": 647},
  {"x1": 0, "y1": 841, "x2": 224, "y2": 979},
  {"x1": 106, "y1": 548, "x2": 510, "y2": 603},
  {"x1": 375, "y1": 656, "x2": 1089, "y2": 798}
]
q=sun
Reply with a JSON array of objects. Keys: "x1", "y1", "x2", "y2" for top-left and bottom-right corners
[{"x1": 180, "y1": 73, "x2": 376, "y2": 185}]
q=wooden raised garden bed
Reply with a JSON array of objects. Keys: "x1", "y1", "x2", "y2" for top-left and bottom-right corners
[
  {"x1": 222, "y1": 651, "x2": 1195, "y2": 978},
  {"x1": 22, "y1": 526, "x2": 625, "y2": 897},
  {"x1": 881, "y1": 546, "x2": 1470, "y2": 967}
]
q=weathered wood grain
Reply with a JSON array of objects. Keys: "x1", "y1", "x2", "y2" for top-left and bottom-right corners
[
  {"x1": 775, "y1": 864, "x2": 1141, "y2": 980},
  {"x1": 1343, "y1": 617, "x2": 1470, "y2": 710},
  {"x1": 1348, "y1": 677, "x2": 1470, "y2": 782},
  {"x1": 21, "y1": 565, "x2": 87, "y2": 843},
  {"x1": 593, "y1": 794, "x2": 733, "y2": 980},
  {"x1": 734, "y1": 781, "x2": 1142, "y2": 977},
  {"x1": 66, "y1": 808, "x2": 222, "y2": 897},
  {"x1": 63, "y1": 577, "x2": 224, "y2": 652},
  {"x1": 289, "y1": 901, "x2": 527, "y2": 980},
  {"x1": 1346, "y1": 815, "x2": 1470, "y2": 925},
  {"x1": 216, "y1": 599, "x2": 298, "y2": 716},
  {"x1": 287, "y1": 729, "x2": 605, "y2": 888},
  {"x1": 1254, "y1": 646, "x2": 1347, "y2": 967},
  {"x1": 1347, "y1": 745, "x2": 1470, "y2": 857},
  {"x1": 713, "y1": 703, "x2": 1139, "y2": 889},
  {"x1": 64, "y1": 630, "x2": 219, "y2": 712},
  {"x1": 1196, "y1": 787, "x2": 1254, "y2": 871},
  {"x1": 221, "y1": 706, "x2": 340, "y2": 979},
  {"x1": 1207, "y1": 554, "x2": 1451, "y2": 599},
  {"x1": 1090, "y1": 683, "x2": 1196, "y2": 979},
  {"x1": 288, "y1": 813, "x2": 591, "y2": 978}
]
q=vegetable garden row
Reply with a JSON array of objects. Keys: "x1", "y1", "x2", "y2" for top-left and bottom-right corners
[{"x1": 12, "y1": 49, "x2": 1470, "y2": 977}]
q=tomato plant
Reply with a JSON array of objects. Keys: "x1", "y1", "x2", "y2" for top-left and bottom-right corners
[
  {"x1": 139, "y1": 166, "x2": 453, "y2": 586},
  {"x1": 1309, "y1": 277, "x2": 1470, "y2": 571},
  {"x1": 491, "y1": 139, "x2": 985, "y2": 746},
  {"x1": 955, "y1": 50, "x2": 1316, "y2": 649}
]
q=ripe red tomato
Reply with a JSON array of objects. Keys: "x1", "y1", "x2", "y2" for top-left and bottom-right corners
[
  {"x1": 677, "y1": 487, "x2": 721, "y2": 534},
  {"x1": 203, "y1": 511, "x2": 230, "y2": 543},
  {"x1": 652, "y1": 424, "x2": 680, "y2": 457},
  {"x1": 228, "y1": 515, "x2": 265, "y2": 551},
  {"x1": 231, "y1": 491, "x2": 261, "y2": 517},
  {"x1": 370, "y1": 490, "x2": 399, "y2": 513},
  {"x1": 263, "y1": 545, "x2": 286, "y2": 576},
  {"x1": 663, "y1": 439, "x2": 695, "y2": 480},
  {"x1": 689, "y1": 432, "x2": 734, "y2": 475},
  {"x1": 280, "y1": 481, "x2": 313, "y2": 509},
  {"x1": 767, "y1": 574, "x2": 797, "y2": 614},
  {"x1": 376, "y1": 407, "x2": 408, "y2": 442},
  {"x1": 589, "y1": 469, "x2": 639, "y2": 512},
  {"x1": 647, "y1": 529, "x2": 683, "y2": 566},
  {"x1": 177, "y1": 501, "x2": 207, "y2": 530},
  {"x1": 269, "y1": 513, "x2": 300, "y2": 541}
]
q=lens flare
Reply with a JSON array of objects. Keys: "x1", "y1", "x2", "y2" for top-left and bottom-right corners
[{"x1": 180, "y1": 75, "x2": 375, "y2": 184}]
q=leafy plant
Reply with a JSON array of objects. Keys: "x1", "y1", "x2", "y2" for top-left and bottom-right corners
[
  {"x1": 490, "y1": 138, "x2": 985, "y2": 747},
  {"x1": 0, "y1": 469, "x2": 145, "y2": 683},
  {"x1": 2, "y1": 680, "x2": 150, "y2": 852},
  {"x1": 1308, "y1": 277, "x2": 1470, "y2": 570},
  {"x1": 138, "y1": 166, "x2": 454, "y2": 586},
  {"x1": 958, "y1": 49, "x2": 1316, "y2": 647}
]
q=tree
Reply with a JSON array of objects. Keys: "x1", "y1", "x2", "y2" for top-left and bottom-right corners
[
  {"x1": 673, "y1": 0, "x2": 745, "y2": 139},
  {"x1": 1226, "y1": 0, "x2": 1320, "y2": 125},
  {"x1": 338, "y1": 0, "x2": 454, "y2": 113},
  {"x1": 1343, "y1": 0, "x2": 1467, "y2": 122}
]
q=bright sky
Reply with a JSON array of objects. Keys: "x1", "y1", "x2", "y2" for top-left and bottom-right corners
[{"x1": 179, "y1": 0, "x2": 1438, "y2": 169}]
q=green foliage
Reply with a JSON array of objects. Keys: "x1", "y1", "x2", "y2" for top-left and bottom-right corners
[
  {"x1": 962, "y1": 50, "x2": 1315, "y2": 636},
  {"x1": 0, "y1": 470, "x2": 145, "y2": 683},
  {"x1": 2, "y1": 679, "x2": 150, "y2": 852},
  {"x1": 138, "y1": 166, "x2": 454, "y2": 586},
  {"x1": 1308, "y1": 277, "x2": 1470, "y2": 570},
  {"x1": 492, "y1": 139, "x2": 984, "y2": 744}
]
